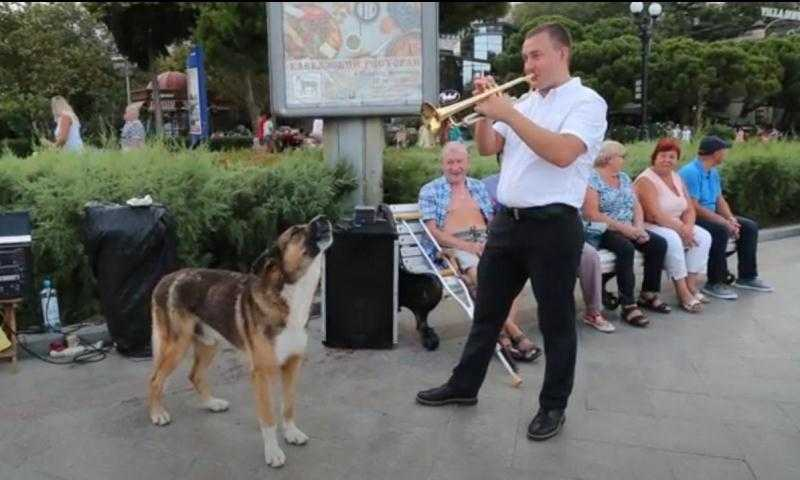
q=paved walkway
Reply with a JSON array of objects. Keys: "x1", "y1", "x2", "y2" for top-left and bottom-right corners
[{"x1": 1, "y1": 237, "x2": 798, "y2": 480}]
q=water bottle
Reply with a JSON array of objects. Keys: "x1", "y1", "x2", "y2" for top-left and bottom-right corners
[{"x1": 40, "y1": 279, "x2": 61, "y2": 332}]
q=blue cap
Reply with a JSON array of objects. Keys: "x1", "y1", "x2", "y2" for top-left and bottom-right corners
[{"x1": 698, "y1": 135, "x2": 732, "y2": 155}]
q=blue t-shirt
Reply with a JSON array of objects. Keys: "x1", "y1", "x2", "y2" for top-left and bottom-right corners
[
  {"x1": 587, "y1": 170, "x2": 635, "y2": 225},
  {"x1": 679, "y1": 158, "x2": 721, "y2": 212}
]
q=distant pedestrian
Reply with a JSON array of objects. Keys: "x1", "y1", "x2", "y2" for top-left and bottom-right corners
[
  {"x1": 121, "y1": 102, "x2": 146, "y2": 151},
  {"x1": 50, "y1": 96, "x2": 84, "y2": 151},
  {"x1": 681, "y1": 125, "x2": 692, "y2": 142}
]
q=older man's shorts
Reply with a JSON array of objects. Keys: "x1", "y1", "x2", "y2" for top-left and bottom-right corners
[{"x1": 446, "y1": 228, "x2": 488, "y2": 271}]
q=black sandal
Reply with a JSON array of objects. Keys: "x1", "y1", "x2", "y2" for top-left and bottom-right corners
[
  {"x1": 622, "y1": 305, "x2": 649, "y2": 327},
  {"x1": 510, "y1": 334, "x2": 543, "y2": 363},
  {"x1": 638, "y1": 293, "x2": 671, "y2": 314}
]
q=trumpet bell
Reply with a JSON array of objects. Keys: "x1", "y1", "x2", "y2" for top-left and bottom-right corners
[
  {"x1": 420, "y1": 74, "x2": 533, "y2": 135},
  {"x1": 421, "y1": 102, "x2": 441, "y2": 134}
]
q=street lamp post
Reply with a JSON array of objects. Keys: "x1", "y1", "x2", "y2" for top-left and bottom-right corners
[
  {"x1": 630, "y1": 2, "x2": 662, "y2": 140},
  {"x1": 112, "y1": 56, "x2": 135, "y2": 105}
]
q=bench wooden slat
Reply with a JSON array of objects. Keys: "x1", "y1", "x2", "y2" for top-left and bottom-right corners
[{"x1": 394, "y1": 212, "x2": 422, "y2": 221}]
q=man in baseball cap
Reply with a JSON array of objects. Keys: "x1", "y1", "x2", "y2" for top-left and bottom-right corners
[{"x1": 678, "y1": 136, "x2": 773, "y2": 299}]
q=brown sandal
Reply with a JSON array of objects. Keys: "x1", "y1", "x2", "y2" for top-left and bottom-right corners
[
  {"x1": 638, "y1": 293, "x2": 671, "y2": 314},
  {"x1": 681, "y1": 298, "x2": 703, "y2": 314},
  {"x1": 622, "y1": 305, "x2": 649, "y2": 327}
]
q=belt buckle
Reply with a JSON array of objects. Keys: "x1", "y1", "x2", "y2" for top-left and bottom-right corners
[{"x1": 512, "y1": 208, "x2": 520, "y2": 220}]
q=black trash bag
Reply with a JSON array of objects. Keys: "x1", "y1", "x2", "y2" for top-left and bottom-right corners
[{"x1": 82, "y1": 202, "x2": 178, "y2": 357}]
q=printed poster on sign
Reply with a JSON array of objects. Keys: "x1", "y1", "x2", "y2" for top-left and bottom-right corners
[
  {"x1": 282, "y1": 2, "x2": 423, "y2": 110},
  {"x1": 187, "y1": 67, "x2": 202, "y2": 136}
]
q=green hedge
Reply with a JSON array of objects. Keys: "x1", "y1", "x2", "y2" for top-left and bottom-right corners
[
  {"x1": 0, "y1": 145, "x2": 356, "y2": 326},
  {"x1": 3, "y1": 139, "x2": 797, "y2": 326},
  {"x1": 208, "y1": 136, "x2": 254, "y2": 151},
  {"x1": 383, "y1": 146, "x2": 499, "y2": 204},
  {"x1": 1, "y1": 138, "x2": 34, "y2": 158},
  {"x1": 384, "y1": 141, "x2": 800, "y2": 227}
]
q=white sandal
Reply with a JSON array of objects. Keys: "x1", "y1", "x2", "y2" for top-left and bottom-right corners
[{"x1": 694, "y1": 292, "x2": 711, "y2": 304}]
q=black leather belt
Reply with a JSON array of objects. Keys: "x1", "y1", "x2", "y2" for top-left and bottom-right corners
[{"x1": 499, "y1": 203, "x2": 577, "y2": 221}]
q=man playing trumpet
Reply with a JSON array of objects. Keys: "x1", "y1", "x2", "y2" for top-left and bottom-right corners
[{"x1": 416, "y1": 23, "x2": 608, "y2": 442}]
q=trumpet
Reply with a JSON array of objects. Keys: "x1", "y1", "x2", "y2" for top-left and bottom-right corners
[{"x1": 421, "y1": 74, "x2": 534, "y2": 134}]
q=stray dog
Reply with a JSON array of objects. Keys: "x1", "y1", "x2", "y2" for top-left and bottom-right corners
[{"x1": 148, "y1": 215, "x2": 332, "y2": 468}]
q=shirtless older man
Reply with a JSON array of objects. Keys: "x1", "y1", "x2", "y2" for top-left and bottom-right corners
[
  {"x1": 419, "y1": 142, "x2": 494, "y2": 284},
  {"x1": 419, "y1": 142, "x2": 541, "y2": 361}
]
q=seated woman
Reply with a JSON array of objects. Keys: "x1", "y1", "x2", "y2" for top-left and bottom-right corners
[
  {"x1": 634, "y1": 138, "x2": 712, "y2": 313},
  {"x1": 577, "y1": 243, "x2": 615, "y2": 333},
  {"x1": 583, "y1": 141, "x2": 669, "y2": 327}
]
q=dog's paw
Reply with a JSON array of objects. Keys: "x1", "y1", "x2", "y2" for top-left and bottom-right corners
[
  {"x1": 264, "y1": 444, "x2": 286, "y2": 468},
  {"x1": 283, "y1": 422, "x2": 309, "y2": 446},
  {"x1": 150, "y1": 407, "x2": 171, "y2": 426},
  {"x1": 204, "y1": 397, "x2": 229, "y2": 413}
]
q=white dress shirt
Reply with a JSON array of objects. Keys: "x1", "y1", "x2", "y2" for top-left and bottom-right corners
[{"x1": 493, "y1": 77, "x2": 607, "y2": 209}]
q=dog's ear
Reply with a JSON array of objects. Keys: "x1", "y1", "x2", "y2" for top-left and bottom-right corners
[{"x1": 250, "y1": 245, "x2": 281, "y2": 275}]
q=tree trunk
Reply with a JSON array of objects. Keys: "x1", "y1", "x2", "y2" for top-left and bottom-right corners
[
  {"x1": 148, "y1": 35, "x2": 163, "y2": 136},
  {"x1": 244, "y1": 72, "x2": 260, "y2": 135}
]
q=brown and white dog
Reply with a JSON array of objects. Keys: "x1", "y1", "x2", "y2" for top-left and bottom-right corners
[{"x1": 147, "y1": 215, "x2": 332, "y2": 468}]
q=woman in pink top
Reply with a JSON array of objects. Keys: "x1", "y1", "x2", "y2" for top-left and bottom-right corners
[{"x1": 635, "y1": 138, "x2": 711, "y2": 313}]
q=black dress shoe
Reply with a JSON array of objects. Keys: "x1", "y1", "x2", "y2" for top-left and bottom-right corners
[
  {"x1": 416, "y1": 383, "x2": 477, "y2": 407},
  {"x1": 420, "y1": 326, "x2": 440, "y2": 351},
  {"x1": 527, "y1": 409, "x2": 565, "y2": 441}
]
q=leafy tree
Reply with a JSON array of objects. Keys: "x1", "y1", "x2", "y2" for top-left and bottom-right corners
[
  {"x1": 512, "y1": 2, "x2": 627, "y2": 27},
  {"x1": 647, "y1": 37, "x2": 714, "y2": 125},
  {"x1": 0, "y1": 3, "x2": 122, "y2": 141},
  {"x1": 573, "y1": 35, "x2": 641, "y2": 111},
  {"x1": 194, "y1": 3, "x2": 268, "y2": 133},
  {"x1": 87, "y1": 2, "x2": 198, "y2": 135},
  {"x1": 703, "y1": 41, "x2": 781, "y2": 119},
  {"x1": 583, "y1": 17, "x2": 637, "y2": 43},
  {"x1": 744, "y1": 37, "x2": 800, "y2": 133},
  {"x1": 656, "y1": 2, "x2": 800, "y2": 41},
  {"x1": 440, "y1": 3, "x2": 511, "y2": 35}
]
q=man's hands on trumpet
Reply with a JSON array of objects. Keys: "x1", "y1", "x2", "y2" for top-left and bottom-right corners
[{"x1": 472, "y1": 75, "x2": 517, "y2": 124}]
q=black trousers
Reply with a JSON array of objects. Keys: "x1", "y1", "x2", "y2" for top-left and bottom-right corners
[
  {"x1": 696, "y1": 216, "x2": 759, "y2": 284},
  {"x1": 598, "y1": 230, "x2": 667, "y2": 306},
  {"x1": 448, "y1": 204, "x2": 584, "y2": 411}
]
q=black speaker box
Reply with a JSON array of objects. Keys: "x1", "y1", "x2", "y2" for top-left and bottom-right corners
[
  {"x1": 323, "y1": 222, "x2": 397, "y2": 349},
  {"x1": 0, "y1": 212, "x2": 32, "y2": 301}
]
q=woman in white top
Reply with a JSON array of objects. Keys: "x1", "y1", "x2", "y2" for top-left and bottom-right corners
[
  {"x1": 51, "y1": 96, "x2": 84, "y2": 151},
  {"x1": 635, "y1": 138, "x2": 711, "y2": 313}
]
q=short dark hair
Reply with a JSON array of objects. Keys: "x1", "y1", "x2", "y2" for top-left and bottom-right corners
[{"x1": 525, "y1": 22, "x2": 572, "y2": 50}]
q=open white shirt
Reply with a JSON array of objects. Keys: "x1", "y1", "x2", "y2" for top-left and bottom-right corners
[{"x1": 493, "y1": 77, "x2": 607, "y2": 209}]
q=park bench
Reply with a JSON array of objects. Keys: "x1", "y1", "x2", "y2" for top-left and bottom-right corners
[{"x1": 390, "y1": 202, "x2": 736, "y2": 314}]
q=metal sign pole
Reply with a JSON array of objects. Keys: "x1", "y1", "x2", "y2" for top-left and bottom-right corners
[{"x1": 323, "y1": 118, "x2": 385, "y2": 208}]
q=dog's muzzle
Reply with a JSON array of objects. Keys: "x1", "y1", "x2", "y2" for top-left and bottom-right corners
[{"x1": 310, "y1": 215, "x2": 333, "y2": 251}]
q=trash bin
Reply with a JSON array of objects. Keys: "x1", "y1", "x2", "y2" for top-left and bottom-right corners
[{"x1": 82, "y1": 202, "x2": 177, "y2": 356}]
